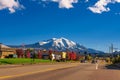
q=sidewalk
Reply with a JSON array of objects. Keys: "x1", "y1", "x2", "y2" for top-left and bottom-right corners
[
  {"x1": 0, "y1": 61, "x2": 79, "y2": 68},
  {"x1": 0, "y1": 65, "x2": 23, "y2": 69}
]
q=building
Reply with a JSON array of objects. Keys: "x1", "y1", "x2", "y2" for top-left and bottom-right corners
[{"x1": 0, "y1": 43, "x2": 16, "y2": 59}]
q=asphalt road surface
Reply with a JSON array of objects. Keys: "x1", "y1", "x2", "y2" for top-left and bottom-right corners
[{"x1": 1, "y1": 63, "x2": 120, "y2": 80}]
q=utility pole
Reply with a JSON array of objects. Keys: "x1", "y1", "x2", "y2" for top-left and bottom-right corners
[
  {"x1": 109, "y1": 43, "x2": 114, "y2": 54},
  {"x1": 0, "y1": 43, "x2": 2, "y2": 50},
  {"x1": 109, "y1": 44, "x2": 118, "y2": 53},
  {"x1": 0, "y1": 43, "x2": 2, "y2": 58}
]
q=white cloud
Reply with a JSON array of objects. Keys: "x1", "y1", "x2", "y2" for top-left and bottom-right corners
[
  {"x1": 52, "y1": 0, "x2": 78, "y2": 9},
  {"x1": 88, "y1": 0, "x2": 111, "y2": 14},
  {"x1": 0, "y1": 0, "x2": 24, "y2": 13},
  {"x1": 88, "y1": 0, "x2": 120, "y2": 14},
  {"x1": 115, "y1": 0, "x2": 120, "y2": 2},
  {"x1": 42, "y1": 0, "x2": 78, "y2": 9}
]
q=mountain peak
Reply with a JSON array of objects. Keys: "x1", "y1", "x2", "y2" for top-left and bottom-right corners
[
  {"x1": 39, "y1": 37, "x2": 76, "y2": 49},
  {"x1": 52, "y1": 38, "x2": 57, "y2": 40},
  {"x1": 51, "y1": 37, "x2": 67, "y2": 40}
]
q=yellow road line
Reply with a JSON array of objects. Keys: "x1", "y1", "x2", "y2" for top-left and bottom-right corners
[
  {"x1": 0, "y1": 76, "x2": 12, "y2": 79},
  {"x1": 0, "y1": 64, "x2": 79, "y2": 80},
  {"x1": 0, "y1": 68, "x2": 55, "y2": 79}
]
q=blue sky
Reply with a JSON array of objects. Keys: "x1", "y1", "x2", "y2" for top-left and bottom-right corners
[{"x1": 0, "y1": 0, "x2": 120, "y2": 52}]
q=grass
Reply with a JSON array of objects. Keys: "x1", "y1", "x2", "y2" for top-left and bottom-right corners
[
  {"x1": 0, "y1": 58, "x2": 51, "y2": 65},
  {"x1": 0, "y1": 58, "x2": 79, "y2": 65}
]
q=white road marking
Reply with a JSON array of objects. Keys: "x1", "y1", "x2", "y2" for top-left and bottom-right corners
[{"x1": 96, "y1": 63, "x2": 98, "y2": 70}]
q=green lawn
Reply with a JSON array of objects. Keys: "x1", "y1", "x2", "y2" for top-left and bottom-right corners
[{"x1": 0, "y1": 58, "x2": 51, "y2": 64}]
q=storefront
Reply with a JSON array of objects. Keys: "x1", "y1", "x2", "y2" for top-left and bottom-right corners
[{"x1": 0, "y1": 44, "x2": 16, "y2": 58}]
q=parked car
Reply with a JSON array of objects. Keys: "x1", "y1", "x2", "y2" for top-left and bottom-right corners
[
  {"x1": 91, "y1": 60, "x2": 97, "y2": 64},
  {"x1": 80, "y1": 59, "x2": 87, "y2": 63}
]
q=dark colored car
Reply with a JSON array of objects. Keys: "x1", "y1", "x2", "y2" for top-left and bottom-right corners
[
  {"x1": 80, "y1": 59, "x2": 87, "y2": 63},
  {"x1": 91, "y1": 60, "x2": 97, "y2": 64}
]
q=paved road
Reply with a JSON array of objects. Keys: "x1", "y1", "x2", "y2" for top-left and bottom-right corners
[{"x1": 1, "y1": 63, "x2": 120, "y2": 80}]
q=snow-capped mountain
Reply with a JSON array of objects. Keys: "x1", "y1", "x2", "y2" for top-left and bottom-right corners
[
  {"x1": 39, "y1": 37, "x2": 77, "y2": 50},
  {"x1": 9, "y1": 37, "x2": 104, "y2": 54},
  {"x1": 24, "y1": 37, "x2": 87, "y2": 51}
]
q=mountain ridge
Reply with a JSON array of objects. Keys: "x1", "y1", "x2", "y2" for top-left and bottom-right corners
[{"x1": 9, "y1": 37, "x2": 104, "y2": 54}]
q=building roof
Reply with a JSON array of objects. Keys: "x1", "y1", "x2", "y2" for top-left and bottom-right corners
[{"x1": 0, "y1": 44, "x2": 10, "y2": 48}]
